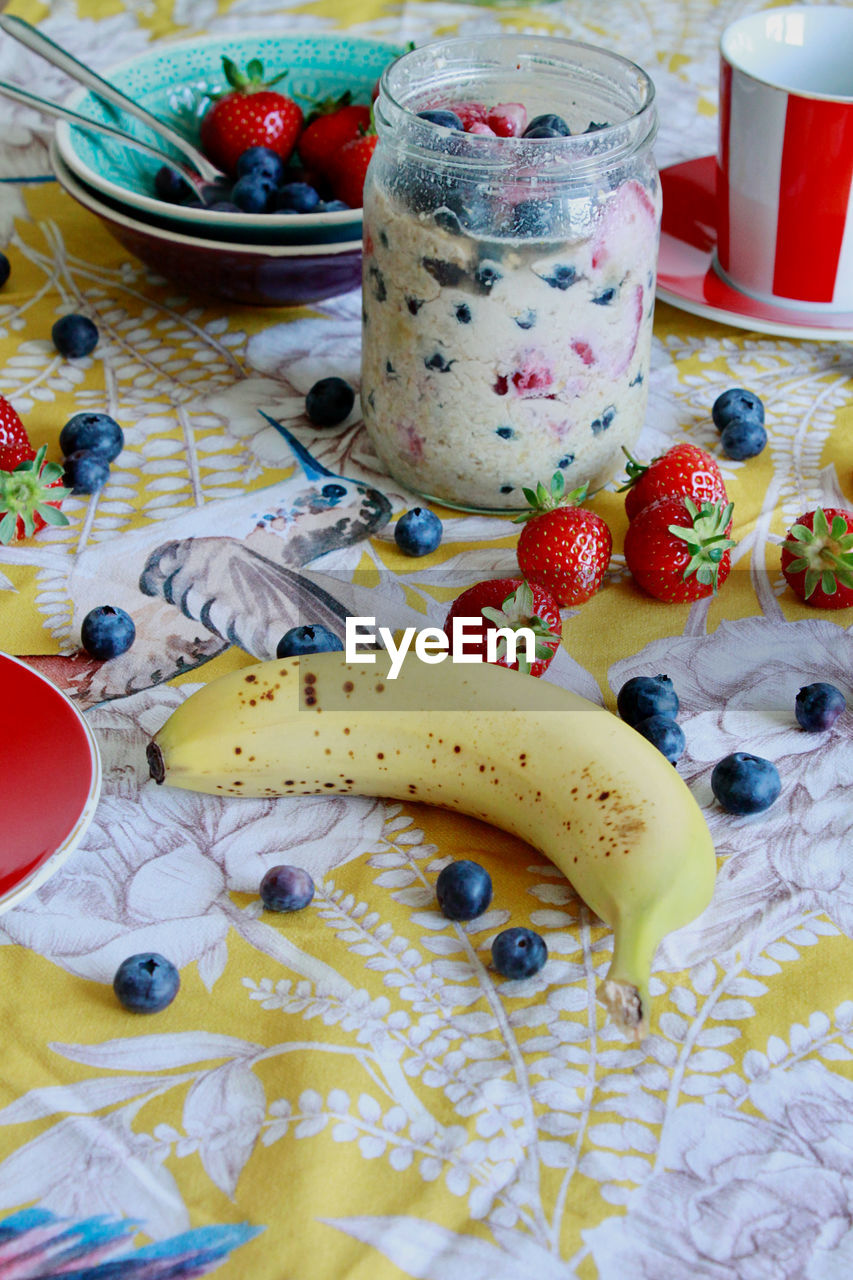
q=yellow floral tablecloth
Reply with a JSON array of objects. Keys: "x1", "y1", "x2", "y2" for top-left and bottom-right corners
[{"x1": 1, "y1": 0, "x2": 852, "y2": 1277}]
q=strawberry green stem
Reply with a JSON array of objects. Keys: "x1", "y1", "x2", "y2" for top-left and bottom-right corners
[
  {"x1": 304, "y1": 89, "x2": 353, "y2": 121},
  {"x1": 667, "y1": 497, "x2": 736, "y2": 593},
  {"x1": 0, "y1": 444, "x2": 69, "y2": 543},
  {"x1": 479, "y1": 581, "x2": 560, "y2": 674},
  {"x1": 513, "y1": 471, "x2": 589, "y2": 523},
  {"x1": 616, "y1": 446, "x2": 649, "y2": 492},
  {"x1": 218, "y1": 55, "x2": 289, "y2": 97},
  {"x1": 782, "y1": 507, "x2": 853, "y2": 599}
]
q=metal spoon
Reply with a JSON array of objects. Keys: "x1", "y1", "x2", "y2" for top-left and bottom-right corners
[{"x1": 0, "y1": 13, "x2": 222, "y2": 185}]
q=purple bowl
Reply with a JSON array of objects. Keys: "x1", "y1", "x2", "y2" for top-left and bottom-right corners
[
  {"x1": 52, "y1": 146, "x2": 362, "y2": 307},
  {"x1": 103, "y1": 220, "x2": 363, "y2": 306}
]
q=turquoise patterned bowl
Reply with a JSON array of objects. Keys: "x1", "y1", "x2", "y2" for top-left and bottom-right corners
[
  {"x1": 52, "y1": 145, "x2": 364, "y2": 307},
  {"x1": 53, "y1": 32, "x2": 402, "y2": 246}
]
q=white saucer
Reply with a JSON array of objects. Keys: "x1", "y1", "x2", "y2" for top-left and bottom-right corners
[{"x1": 657, "y1": 155, "x2": 853, "y2": 340}]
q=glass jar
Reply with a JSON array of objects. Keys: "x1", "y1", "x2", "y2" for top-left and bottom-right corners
[{"x1": 360, "y1": 35, "x2": 660, "y2": 513}]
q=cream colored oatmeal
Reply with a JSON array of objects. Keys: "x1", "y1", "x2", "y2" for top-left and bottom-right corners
[{"x1": 361, "y1": 176, "x2": 660, "y2": 511}]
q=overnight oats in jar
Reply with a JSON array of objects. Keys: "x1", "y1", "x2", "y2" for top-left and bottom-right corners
[{"x1": 360, "y1": 35, "x2": 660, "y2": 512}]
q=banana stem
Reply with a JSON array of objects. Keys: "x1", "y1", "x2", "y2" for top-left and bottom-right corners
[{"x1": 596, "y1": 916, "x2": 659, "y2": 1041}]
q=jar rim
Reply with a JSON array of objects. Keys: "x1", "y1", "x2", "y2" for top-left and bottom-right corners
[{"x1": 376, "y1": 34, "x2": 657, "y2": 178}]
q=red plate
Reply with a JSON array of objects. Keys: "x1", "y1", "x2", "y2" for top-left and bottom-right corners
[
  {"x1": 657, "y1": 155, "x2": 853, "y2": 340},
  {"x1": 0, "y1": 652, "x2": 101, "y2": 910}
]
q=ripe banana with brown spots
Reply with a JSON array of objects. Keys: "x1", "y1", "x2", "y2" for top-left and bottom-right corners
[{"x1": 147, "y1": 651, "x2": 717, "y2": 1038}]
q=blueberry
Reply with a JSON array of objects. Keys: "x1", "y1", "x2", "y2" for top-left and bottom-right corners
[
  {"x1": 423, "y1": 257, "x2": 467, "y2": 287},
  {"x1": 399, "y1": 165, "x2": 446, "y2": 214},
  {"x1": 317, "y1": 199, "x2": 350, "y2": 212},
  {"x1": 276, "y1": 181, "x2": 321, "y2": 213},
  {"x1": 305, "y1": 376, "x2": 355, "y2": 427},
  {"x1": 80, "y1": 605, "x2": 135, "y2": 660},
  {"x1": 438, "y1": 192, "x2": 492, "y2": 234},
  {"x1": 434, "y1": 207, "x2": 464, "y2": 235},
  {"x1": 52, "y1": 314, "x2": 98, "y2": 359},
  {"x1": 711, "y1": 752, "x2": 781, "y2": 814},
  {"x1": 231, "y1": 174, "x2": 274, "y2": 213},
  {"x1": 0, "y1": 251, "x2": 9, "y2": 288},
  {"x1": 407, "y1": 296, "x2": 424, "y2": 314},
  {"x1": 720, "y1": 418, "x2": 767, "y2": 460},
  {"x1": 236, "y1": 146, "x2": 285, "y2": 185},
  {"x1": 508, "y1": 199, "x2": 553, "y2": 237},
  {"x1": 260, "y1": 864, "x2": 315, "y2": 912},
  {"x1": 208, "y1": 201, "x2": 241, "y2": 212},
  {"x1": 474, "y1": 261, "x2": 502, "y2": 292},
  {"x1": 514, "y1": 309, "x2": 536, "y2": 329},
  {"x1": 59, "y1": 411, "x2": 124, "y2": 461},
  {"x1": 417, "y1": 108, "x2": 465, "y2": 131},
  {"x1": 633, "y1": 714, "x2": 686, "y2": 764},
  {"x1": 491, "y1": 927, "x2": 548, "y2": 979},
  {"x1": 113, "y1": 952, "x2": 180, "y2": 1013},
  {"x1": 154, "y1": 165, "x2": 192, "y2": 203},
  {"x1": 394, "y1": 506, "x2": 443, "y2": 556},
  {"x1": 523, "y1": 113, "x2": 571, "y2": 137},
  {"x1": 455, "y1": 303, "x2": 472, "y2": 324},
  {"x1": 617, "y1": 674, "x2": 679, "y2": 726},
  {"x1": 712, "y1": 387, "x2": 765, "y2": 431},
  {"x1": 592, "y1": 287, "x2": 616, "y2": 305},
  {"x1": 424, "y1": 352, "x2": 454, "y2": 372},
  {"x1": 436, "y1": 859, "x2": 492, "y2": 920},
  {"x1": 591, "y1": 406, "x2": 616, "y2": 434},
  {"x1": 496, "y1": 426, "x2": 514, "y2": 439},
  {"x1": 369, "y1": 265, "x2": 387, "y2": 302},
  {"x1": 62, "y1": 449, "x2": 110, "y2": 495},
  {"x1": 557, "y1": 454, "x2": 574, "y2": 469},
  {"x1": 276, "y1": 624, "x2": 343, "y2": 657},
  {"x1": 541, "y1": 264, "x2": 577, "y2": 290},
  {"x1": 585, "y1": 120, "x2": 609, "y2": 132},
  {"x1": 795, "y1": 682, "x2": 846, "y2": 732}
]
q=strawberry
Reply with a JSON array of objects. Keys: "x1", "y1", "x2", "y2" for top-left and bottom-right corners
[
  {"x1": 448, "y1": 100, "x2": 488, "y2": 129},
  {"x1": 297, "y1": 94, "x2": 372, "y2": 176},
  {"x1": 199, "y1": 56, "x2": 304, "y2": 176},
  {"x1": 0, "y1": 395, "x2": 34, "y2": 471},
  {"x1": 443, "y1": 577, "x2": 562, "y2": 677},
  {"x1": 0, "y1": 444, "x2": 69, "y2": 543},
  {"x1": 780, "y1": 506, "x2": 853, "y2": 609},
  {"x1": 513, "y1": 473, "x2": 612, "y2": 606},
  {"x1": 624, "y1": 495, "x2": 736, "y2": 603},
  {"x1": 332, "y1": 131, "x2": 378, "y2": 209},
  {"x1": 619, "y1": 443, "x2": 728, "y2": 521},
  {"x1": 486, "y1": 102, "x2": 527, "y2": 137}
]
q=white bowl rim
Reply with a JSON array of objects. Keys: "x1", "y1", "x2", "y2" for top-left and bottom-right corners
[
  {"x1": 51, "y1": 143, "x2": 363, "y2": 257},
  {"x1": 52, "y1": 29, "x2": 396, "y2": 232}
]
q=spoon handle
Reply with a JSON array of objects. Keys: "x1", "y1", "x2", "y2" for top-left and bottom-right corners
[
  {"x1": 0, "y1": 78, "x2": 208, "y2": 194},
  {"x1": 0, "y1": 14, "x2": 221, "y2": 182}
]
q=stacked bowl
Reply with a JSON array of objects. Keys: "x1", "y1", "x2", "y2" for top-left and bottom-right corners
[{"x1": 51, "y1": 33, "x2": 403, "y2": 306}]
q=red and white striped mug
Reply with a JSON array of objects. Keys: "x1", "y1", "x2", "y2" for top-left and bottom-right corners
[{"x1": 716, "y1": 5, "x2": 853, "y2": 310}]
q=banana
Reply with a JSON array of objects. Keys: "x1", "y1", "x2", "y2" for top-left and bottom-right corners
[{"x1": 147, "y1": 652, "x2": 717, "y2": 1038}]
